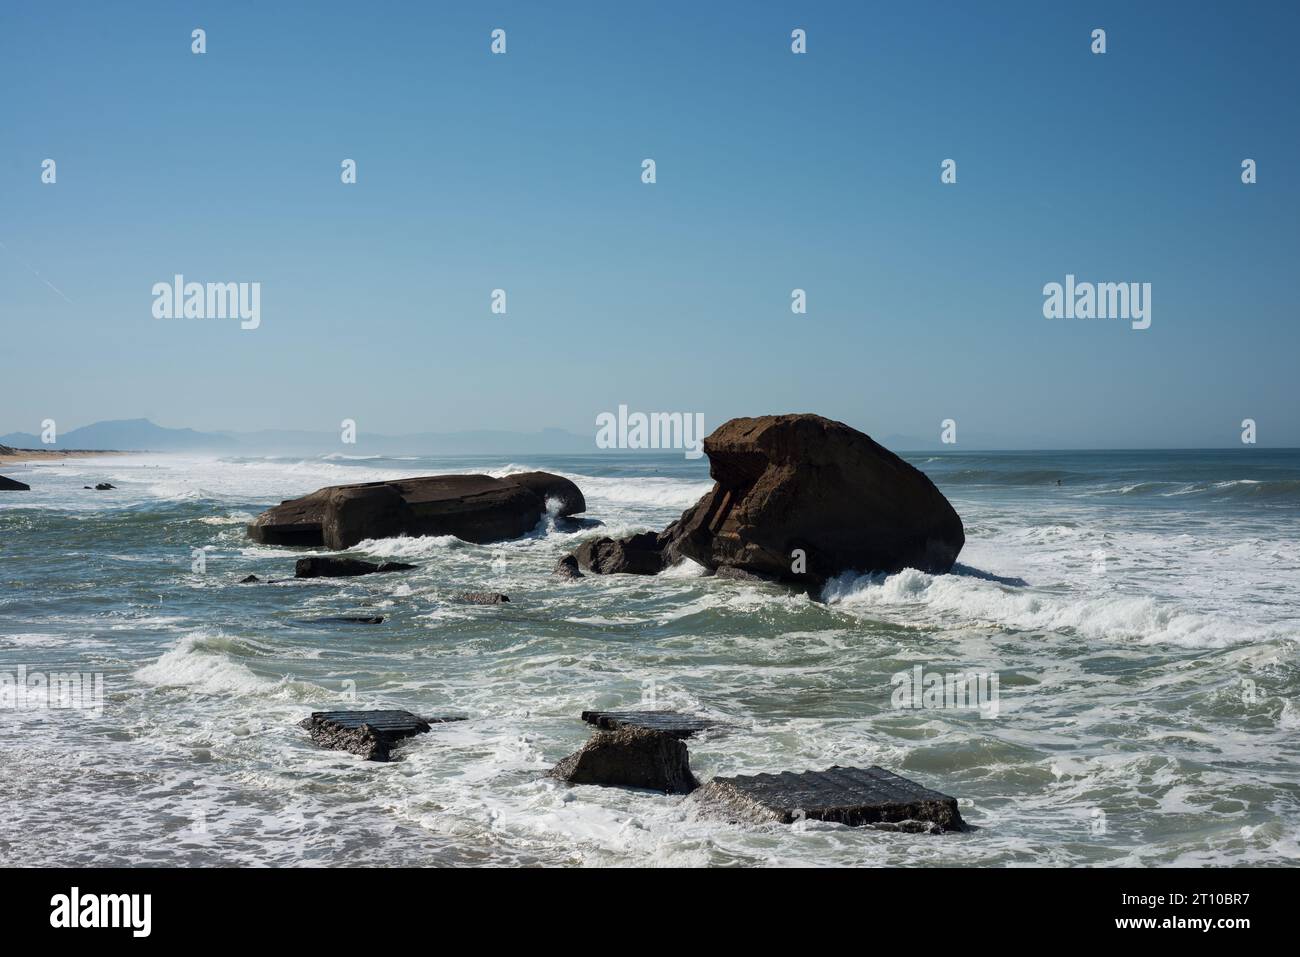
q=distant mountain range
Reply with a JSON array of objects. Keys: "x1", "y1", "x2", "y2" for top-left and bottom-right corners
[
  {"x1": 0, "y1": 418, "x2": 595, "y2": 455},
  {"x1": 2, "y1": 419, "x2": 236, "y2": 451},
  {"x1": 1, "y1": 418, "x2": 1075, "y2": 455}
]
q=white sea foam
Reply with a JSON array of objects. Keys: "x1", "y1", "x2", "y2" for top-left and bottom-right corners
[
  {"x1": 8, "y1": 449, "x2": 1300, "y2": 868},
  {"x1": 352, "y1": 534, "x2": 463, "y2": 559},
  {"x1": 562, "y1": 474, "x2": 712, "y2": 509},
  {"x1": 198, "y1": 511, "x2": 254, "y2": 525},
  {"x1": 135, "y1": 630, "x2": 281, "y2": 696},
  {"x1": 2, "y1": 632, "x2": 56, "y2": 646},
  {"x1": 822, "y1": 567, "x2": 1294, "y2": 649},
  {"x1": 661, "y1": 558, "x2": 709, "y2": 578}
]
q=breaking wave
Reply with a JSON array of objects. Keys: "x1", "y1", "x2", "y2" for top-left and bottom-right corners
[{"x1": 822, "y1": 568, "x2": 1296, "y2": 649}]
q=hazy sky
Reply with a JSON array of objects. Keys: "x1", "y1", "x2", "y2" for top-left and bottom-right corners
[{"x1": 3, "y1": 1, "x2": 1297, "y2": 447}]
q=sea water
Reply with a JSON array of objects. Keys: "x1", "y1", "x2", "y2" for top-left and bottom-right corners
[{"x1": 1, "y1": 449, "x2": 1297, "y2": 866}]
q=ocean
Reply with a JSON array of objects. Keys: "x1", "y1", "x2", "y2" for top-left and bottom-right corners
[{"x1": 1, "y1": 449, "x2": 1297, "y2": 866}]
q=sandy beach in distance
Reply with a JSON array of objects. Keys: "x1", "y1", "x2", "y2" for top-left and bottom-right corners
[{"x1": 0, "y1": 449, "x2": 131, "y2": 466}]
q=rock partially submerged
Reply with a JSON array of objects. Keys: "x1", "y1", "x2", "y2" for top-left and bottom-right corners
[
  {"x1": 454, "y1": 592, "x2": 510, "y2": 604},
  {"x1": 298, "y1": 615, "x2": 385, "y2": 625},
  {"x1": 551, "y1": 555, "x2": 584, "y2": 580},
  {"x1": 0, "y1": 475, "x2": 31, "y2": 491},
  {"x1": 294, "y1": 557, "x2": 417, "y2": 579},
  {"x1": 581, "y1": 710, "x2": 717, "y2": 738},
  {"x1": 694, "y1": 765, "x2": 966, "y2": 832},
  {"x1": 571, "y1": 531, "x2": 669, "y2": 575},
  {"x1": 248, "y1": 472, "x2": 585, "y2": 549},
  {"x1": 299, "y1": 710, "x2": 463, "y2": 761},
  {"x1": 568, "y1": 414, "x2": 964, "y2": 585},
  {"x1": 550, "y1": 727, "x2": 699, "y2": 794}
]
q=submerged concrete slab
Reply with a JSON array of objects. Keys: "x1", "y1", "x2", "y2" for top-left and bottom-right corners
[
  {"x1": 299, "y1": 710, "x2": 462, "y2": 762},
  {"x1": 551, "y1": 726, "x2": 698, "y2": 794},
  {"x1": 581, "y1": 710, "x2": 716, "y2": 739},
  {"x1": 695, "y1": 765, "x2": 966, "y2": 832}
]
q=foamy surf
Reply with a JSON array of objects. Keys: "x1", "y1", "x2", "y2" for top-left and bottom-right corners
[
  {"x1": 821, "y1": 567, "x2": 1294, "y2": 649},
  {"x1": 4, "y1": 447, "x2": 1299, "y2": 867}
]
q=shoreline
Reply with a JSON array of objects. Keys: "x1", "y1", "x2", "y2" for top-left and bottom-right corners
[{"x1": 0, "y1": 449, "x2": 134, "y2": 466}]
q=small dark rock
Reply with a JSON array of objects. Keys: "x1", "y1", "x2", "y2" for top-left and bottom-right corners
[
  {"x1": 571, "y1": 531, "x2": 667, "y2": 576},
  {"x1": 239, "y1": 574, "x2": 260, "y2": 584},
  {"x1": 455, "y1": 592, "x2": 510, "y2": 604},
  {"x1": 552, "y1": 555, "x2": 584, "y2": 580},
  {"x1": 94, "y1": 483, "x2": 115, "y2": 490},
  {"x1": 294, "y1": 557, "x2": 417, "y2": 579},
  {"x1": 299, "y1": 616, "x2": 385, "y2": 625},
  {"x1": 550, "y1": 726, "x2": 699, "y2": 794},
  {"x1": 555, "y1": 515, "x2": 603, "y2": 531}
]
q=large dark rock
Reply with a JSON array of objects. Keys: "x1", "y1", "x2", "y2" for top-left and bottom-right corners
[
  {"x1": 571, "y1": 530, "x2": 673, "y2": 575},
  {"x1": 567, "y1": 414, "x2": 963, "y2": 585},
  {"x1": 294, "y1": 557, "x2": 417, "y2": 578},
  {"x1": 0, "y1": 475, "x2": 31, "y2": 491},
  {"x1": 694, "y1": 765, "x2": 966, "y2": 832},
  {"x1": 550, "y1": 727, "x2": 699, "y2": 794},
  {"x1": 506, "y1": 471, "x2": 586, "y2": 516},
  {"x1": 677, "y1": 415, "x2": 963, "y2": 580},
  {"x1": 322, "y1": 484, "x2": 411, "y2": 550},
  {"x1": 246, "y1": 492, "x2": 326, "y2": 546},
  {"x1": 248, "y1": 472, "x2": 585, "y2": 549}
]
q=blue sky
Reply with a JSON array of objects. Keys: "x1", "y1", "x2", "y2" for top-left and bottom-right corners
[{"x1": 3, "y1": 1, "x2": 1297, "y2": 448}]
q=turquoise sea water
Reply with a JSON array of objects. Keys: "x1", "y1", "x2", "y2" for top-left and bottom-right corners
[{"x1": 1, "y1": 449, "x2": 1297, "y2": 866}]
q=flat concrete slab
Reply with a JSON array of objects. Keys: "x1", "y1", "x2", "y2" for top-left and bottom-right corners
[
  {"x1": 551, "y1": 726, "x2": 698, "y2": 794},
  {"x1": 695, "y1": 765, "x2": 966, "y2": 832},
  {"x1": 300, "y1": 709, "x2": 463, "y2": 762},
  {"x1": 581, "y1": 710, "x2": 716, "y2": 738}
]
